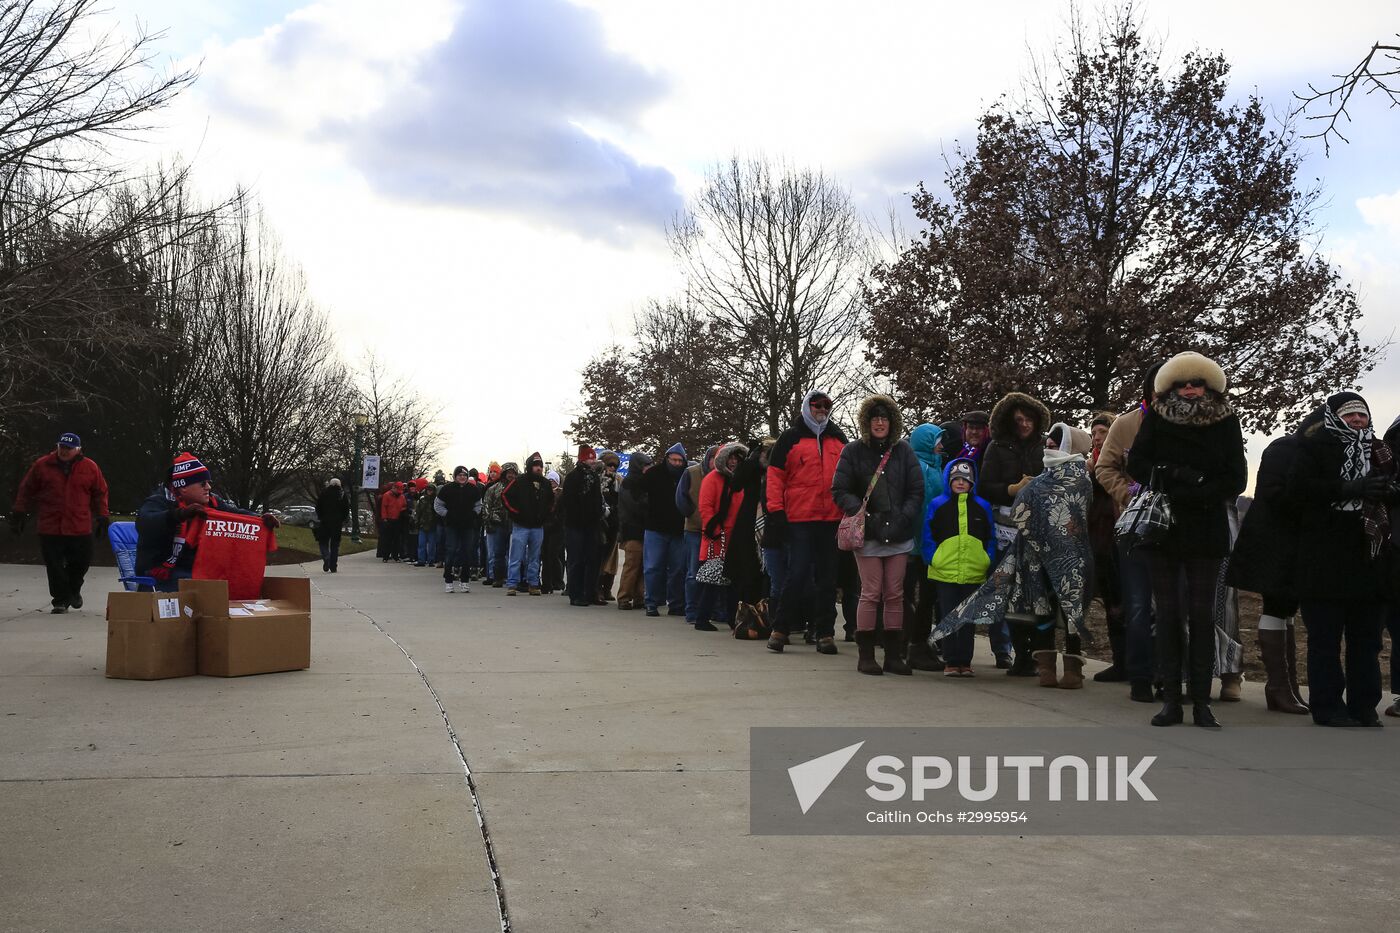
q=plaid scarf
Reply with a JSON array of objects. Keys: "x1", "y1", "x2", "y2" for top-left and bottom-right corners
[{"x1": 1324, "y1": 406, "x2": 1394, "y2": 557}]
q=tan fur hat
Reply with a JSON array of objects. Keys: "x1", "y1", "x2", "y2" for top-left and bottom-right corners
[{"x1": 1154, "y1": 351, "x2": 1227, "y2": 396}]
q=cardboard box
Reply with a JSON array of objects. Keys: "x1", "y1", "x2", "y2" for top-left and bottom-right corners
[
  {"x1": 105, "y1": 591, "x2": 198, "y2": 680},
  {"x1": 180, "y1": 577, "x2": 312, "y2": 677}
]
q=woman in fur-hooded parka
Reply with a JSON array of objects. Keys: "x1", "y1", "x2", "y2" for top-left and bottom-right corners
[
  {"x1": 1127, "y1": 351, "x2": 1247, "y2": 728},
  {"x1": 978, "y1": 392, "x2": 1051, "y2": 508},
  {"x1": 831, "y1": 395, "x2": 924, "y2": 674}
]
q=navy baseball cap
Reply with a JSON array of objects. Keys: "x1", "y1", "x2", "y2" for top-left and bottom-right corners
[{"x1": 58, "y1": 432, "x2": 81, "y2": 448}]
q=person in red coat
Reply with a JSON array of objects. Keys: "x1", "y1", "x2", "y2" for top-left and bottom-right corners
[
  {"x1": 765, "y1": 389, "x2": 848, "y2": 654},
  {"x1": 694, "y1": 442, "x2": 748, "y2": 631},
  {"x1": 9, "y1": 432, "x2": 110, "y2": 613}
]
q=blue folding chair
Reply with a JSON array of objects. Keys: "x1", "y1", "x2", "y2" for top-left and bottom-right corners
[{"x1": 109, "y1": 521, "x2": 157, "y2": 591}]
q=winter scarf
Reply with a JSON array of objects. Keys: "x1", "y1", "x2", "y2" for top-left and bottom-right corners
[
  {"x1": 1323, "y1": 404, "x2": 1393, "y2": 557},
  {"x1": 1152, "y1": 391, "x2": 1233, "y2": 427},
  {"x1": 930, "y1": 455, "x2": 1092, "y2": 645}
]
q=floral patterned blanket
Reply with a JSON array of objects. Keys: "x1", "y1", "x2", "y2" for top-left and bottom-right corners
[{"x1": 932, "y1": 455, "x2": 1093, "y2": 644}]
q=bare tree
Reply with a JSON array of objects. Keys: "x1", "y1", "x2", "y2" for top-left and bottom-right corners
[
  {"x1": 354, "y1": 353, "x2": 444, "y2": 482},
  {"x1": 569, "y1": 298, "x2": 758, "y2": 457},
  {"x1": 0, "y1": 0, "x2": 196, "y2": 432},
  {"x1": 670, "y1": 156, "x2": 872, "y2": 435},
  {"x1": 194, "y1": 194, "x2": 351, "y2": 509},
  {"x1": 1294, "y1": 37, "x2": 1400, "y2": 154}
]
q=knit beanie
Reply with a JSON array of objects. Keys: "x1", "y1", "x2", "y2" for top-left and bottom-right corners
[
  {"x1": 578, "y1": 445, "x2": 597, "y2": 464},
  {"x1": 1328, "y1": 391, "x2": 1370, "y2": 420},
  {"x1": 948, "y1": 460, "x2": 975, "y2": 487},
  {"x1": 170, "y1": 452, "x2": 210, "y2": 488}
]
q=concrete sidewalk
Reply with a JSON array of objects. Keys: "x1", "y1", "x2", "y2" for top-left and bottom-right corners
[{"x1": 3, "y1": 553, "x2": 1398, "y2": 932}]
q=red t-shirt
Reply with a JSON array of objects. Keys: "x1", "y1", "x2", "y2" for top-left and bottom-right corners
[{"x1": 189, "y1": 509, "x2": 278, "y2": 600}]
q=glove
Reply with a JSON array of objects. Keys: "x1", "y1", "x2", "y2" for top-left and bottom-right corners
[
  {"x1": 1169, "y1": 465, "x2": 1206, "y2": 488},
  {"x1": 262, "y1": 512, "x2": 281, "y2": 529},
  {"x1": 93, "y1": 515, "x2": 110, "y2": 538},
  {"x1": 7, "y1": 510, "x2": 27, "y2": 534},
  {"x1": 765, "y1": 509, "x2": 789, "y2": 545},
  {"x1": 174, "y1": 504, "x2": 206, "y2": 522},
  {"x1": 1007, "y1": 476, "x2": 1031, "y2": 496},
  {"x1": 1340, "y1": 476, "x2": 1390, "y2": 500}
]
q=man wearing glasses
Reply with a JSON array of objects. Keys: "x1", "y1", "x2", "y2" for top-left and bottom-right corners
[{"x1": 766, "y1": 389, "x2": 849, "y2": 655}]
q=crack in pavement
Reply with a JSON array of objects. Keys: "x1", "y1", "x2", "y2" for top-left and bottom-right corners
[{"x1": 312, "y1": 579, "x2": 512, "y2": 933}]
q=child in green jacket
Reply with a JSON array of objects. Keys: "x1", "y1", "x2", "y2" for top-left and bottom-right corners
[{"x1": 921, "y1": 458, "x2": 996, "y2": 676}]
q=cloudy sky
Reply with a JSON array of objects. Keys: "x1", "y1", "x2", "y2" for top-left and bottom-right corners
[{"x1": 112, "y1": 0, "x2": 1399, "y2": 471}]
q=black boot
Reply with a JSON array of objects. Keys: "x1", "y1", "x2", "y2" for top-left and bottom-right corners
[
  {"x1": 1093, "y1": 613, "x2": 1127, "y2": 682},
  {"x1": 1007, "y1": 624, "x2": 1037, "y2": 677},
  {"x1": 1189, "y1": 630, "x2": 1220, "y2": 728},
  {"x1": 856, "y1": 631, "x2": 881, "y2": 675},
  {"x1": 882, "y1": 630, "x2": 912, "y2": 675},
  {"x1": 1129, "y1": 680, "x2": 1155, "y2": 703},
  {"x1": 1151, "y1": 621, "x2": 1183, "y2": 726}
]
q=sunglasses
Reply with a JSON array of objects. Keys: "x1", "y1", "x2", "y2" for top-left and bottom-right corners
[
  {"x1": 1172, "y1": 379, "x2": 1207, "y2": 390},
  {"x1": 809, "y1": 401, "x2": 831, "y2": 411}
]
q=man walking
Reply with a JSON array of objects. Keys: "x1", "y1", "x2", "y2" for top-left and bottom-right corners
[{"x1": 9, "y1": 432, "x2": 109, "y2": 613}]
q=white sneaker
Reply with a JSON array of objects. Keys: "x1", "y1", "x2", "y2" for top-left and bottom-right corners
[
  {"x1": 444, "y1": 581, "x2": 455, "y2": 593},
  {"x1": 460, "y1": 582, "x2": 471, "y2": 593}
]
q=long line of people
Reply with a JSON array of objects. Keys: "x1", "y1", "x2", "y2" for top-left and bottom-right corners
[{"x1": 348, "y1": 351, "x2": 1399, "y2": 729}]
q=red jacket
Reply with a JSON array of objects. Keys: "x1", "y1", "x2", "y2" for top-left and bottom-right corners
[
  {"x1": 698, "y1": 468, "x2": 745, "y2": 562},
  {"x1": 766, "y1": 421, "x2": 848, "y2": 523},
  {"x1": 13, "y1": 453, "x2": 109, "y2": 536},
  {"x1": 380, "y1": 488, "x2": 407, "y2": 521}
]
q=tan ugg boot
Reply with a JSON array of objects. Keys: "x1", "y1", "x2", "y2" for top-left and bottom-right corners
[
  {"x1": 1219, "y1": 672, "x2": 1243, "y2": 702},
  {"x1": 1057, "y1": 654, "x2": 1084, "y2": 689},
  {"x1": 1033, "y1": 650, "x2": 1059, "y2": 687}
]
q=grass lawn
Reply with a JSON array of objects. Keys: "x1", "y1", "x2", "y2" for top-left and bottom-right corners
[{"x1": 275, "y1": 524, "x2": 377, "y2": 557}]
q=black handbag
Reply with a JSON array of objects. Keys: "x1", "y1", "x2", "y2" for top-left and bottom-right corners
[{"x1": 1114, "y1": 467, "x2": 1174, "y2": 551}]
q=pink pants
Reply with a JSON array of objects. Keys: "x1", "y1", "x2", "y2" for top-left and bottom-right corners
[{"x1": 855, "y1": 553, "x2": 905, "y2": 632}]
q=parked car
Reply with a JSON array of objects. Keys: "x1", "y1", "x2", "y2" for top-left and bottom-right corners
[{"x1": 281, "y1": 505, "x2": 318, "y2": 528}]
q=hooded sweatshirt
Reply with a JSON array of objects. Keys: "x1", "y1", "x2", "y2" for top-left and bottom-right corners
[
  {"x1": 909, "y1": 423, "x2": 946, "y2": 521},
  {"x1": 677, "y1": 445, "x2": 719, "y2": 533},
  {"x1": 503, "y1": 453, "x2": 554, "y2": 528},
  {"x1": 768, "y1": 389, "x2": 848, "y2": 523},
  {"x1": 624, "y1": 442, "x2": 687, "y2": 535}
]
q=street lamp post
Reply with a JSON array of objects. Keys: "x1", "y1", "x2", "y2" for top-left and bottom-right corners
[{"x1": 350, "y1": 412, "x2": 368, "y2": 543}]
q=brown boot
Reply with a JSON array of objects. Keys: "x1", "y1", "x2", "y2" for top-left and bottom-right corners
[
  {"x1": 856, "y1": 631, "x2": 882, "y2": 675},
  {"x1": 1057, "y1": 654, "x2": 1084, "y2": 689},
  {"x1": 882, "y1": 630, "x2": 912, "y2": 675},
  {"x1": 1219, "y1": 672, "x2": 1243, "y2": 702},
  {"x1": 1033, "y1": 650, "x2": 1059, "y2": 687},
  {"x1": 1259, "y1": 629, "x2": 1309, "y2": 714},
  {"x1": 1285, "y1": 625, "x2": 1309, "y2": 711}
]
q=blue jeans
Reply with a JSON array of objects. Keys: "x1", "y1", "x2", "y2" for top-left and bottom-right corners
[
  {"x1": 684, "y1": 530, "x2": 702, "y2": 621},
  {"x1": 417, "y1": 529, "x2": 437, "y2": 566},
  {"x1": 696, "y1": 582, "x2": 734, "y2": 626},
  {"x1": 507, "y1": 526, "x2": 544, "y2": 589},
  {"x1": 778, "y1": 521, "x2": 838, "y2": 639},
  {"x1": 643, "y1": 530, "x2": 686, "y2": 612},
  {"x1": 936, "y1": 581, "x2": 980, "y2": 666},
  {"x1": 763, "y1": 545, "x2": 788, "y2": 619},
  {"x1": 442, "y1": 527, "x2": 469, "y2": 581},
  {"x1": 318, "y1": 531, "x2": 342, "y2": 571},
  {"x1": 1117, "y1": 540, "x2": 1155, "y2": 683}
]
